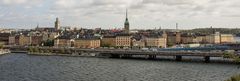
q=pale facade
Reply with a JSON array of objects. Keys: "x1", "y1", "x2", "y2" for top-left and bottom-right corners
[
  {"x1": 146, "y1": 37, "x2": 167, "y2": 48},
  {"x1": 205, "y1": 32, "x2": 235, "y2": 44},
  {"x1": 220, "y1": 34, "x2": 235, "y2": 43},
  {"x1": 54, "y1": 39, "x2": 72, "y2": 47},
  {"x1": 193, "y1": 36, "x2": 206, "y2": 43},
  {"x1": 8, "y1": 36, "x2": 15, "y2": 45},
  {"x1": 116, "y1": 36, "x2": 131, "y2": 47},
  {"x1": 206, "y1": 32, "x2": 221, "y2": 44},
  {"x1": 101, "y1": 36, "x2": 116, "y2": 47},
  {"x1": 74, "y1": 39, "x2": 100, "y2": 48},
  {"x1": 132, "y1": 39, "x2": 145, "y2": 48}
]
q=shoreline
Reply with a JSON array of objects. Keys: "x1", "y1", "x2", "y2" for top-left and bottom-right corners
[
  {"x1": 0, "y1": 49, "x2": 10, "y2": 55},
  {"x1": 27, "y1": 52, "x2": 97, "y2": 57}
]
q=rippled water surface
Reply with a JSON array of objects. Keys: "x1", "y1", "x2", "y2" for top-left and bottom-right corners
[{"x1": 0, "y1": 53, "x2": 240, "y2": 81}]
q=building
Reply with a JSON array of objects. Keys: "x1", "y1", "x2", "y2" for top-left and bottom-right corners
[
  {"x1": 176, "y1": 32, "x2": 181, "y2": 44},
  {"x1": 101, "y1": 36, "x2": 116, "y2": 47},
  {"x1": 146, "y1": 36, "x2": 167, "y2": 48},
  {"x1": 0, "y1": 33, "x2": 10, "y2": 45},
  {"x1": 205, "y1": 32, "x2": 235, "y2": 44},
  {"x1": 55, "y1": 17, "x2": 60, "y2": 30},
  {"x1": 9, "y1": 35, "x2": 31, "y2": 46},
  {"x1": 19, "y1": 35, "x2": 31, "y2": 46},
  {"x1": 8, "y1": 36, "x2": 15, "y2": 45},
  {"x1": 116, "y1": 34, "x2": 131, "y2": 47},
  {"x1": 31, "y1": 36, "x2": 43, "y2": 46},
  {"x1": 181, "y1": 33, "x2": 194, "y2": 44},
  {"x1": 193, "y1": 34, "x2": 207, "y2": 44},
  {"x1": 166, "y1": 32, "x2": 181, "y2": 46},
  {"x1": 220, "y1": 34, "x2": 235, "y2": 43},
  {"x1": 54, "y1": 36, "x2": 73, "y2": 47},
  {"x1": 124, "y1": 9, "x2": 130, "y2": 34},
  {"x1": 132, "y1": 39, "x2": 145, "y2": 48},
  {"x1": 206, "y1": 32, "x2": 221, "y2": 44},
  {"x1": 74, "y1": 38, "x2": 100, "y2": 48}
]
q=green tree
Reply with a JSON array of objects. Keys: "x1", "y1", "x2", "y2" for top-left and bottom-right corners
[
  {"x1": 28, "y1": 47, "x2": 34, "y2": 53},
  {"x1": 226, "y1": 74, "x2": 240, "y2": 81},
  {"x1": 33, "y1": 47, "x2": 39, "y2": 53},
  {"x1": 60, "y1": 48, "x2": 65, "y2": 54},
  {"x1": 44, "y1": 49, "x2": 50, "y2": 53},
  {"x1": 0, "y1": 45, "x2": 3, "y2": 49},
  {"x1": 223, "y1": 52, "x2": 240, "y2": 63},
  {"x1": 42, "y1": 39, "x2": 54, "y2": 46}
]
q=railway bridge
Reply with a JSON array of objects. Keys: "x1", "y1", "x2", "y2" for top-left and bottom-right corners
[{"x1": 8, "y1": 46, "x2": 240, "y2": 63}]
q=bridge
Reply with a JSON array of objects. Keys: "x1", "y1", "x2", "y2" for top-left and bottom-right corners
[{"x1": 8, "y1": 46, "x2": 240, "y2": 63}]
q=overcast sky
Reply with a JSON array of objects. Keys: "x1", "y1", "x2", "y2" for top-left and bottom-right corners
[{"x1": 0, "y1": 0, "x2": 240, "y2": 29}]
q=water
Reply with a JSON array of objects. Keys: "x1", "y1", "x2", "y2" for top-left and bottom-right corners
[{"x1": 0, "y1": 53, "x2": 240, "y2": 81}]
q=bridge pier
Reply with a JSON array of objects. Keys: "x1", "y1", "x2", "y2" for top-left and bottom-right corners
[
  {"x1": 122, "y1": 54, "x2": 132, "y2": 58},
  {"x1": 204, "y1": 56, "x2": 210, "y2": 63},
  {"x1": 111, "y1": 54, "x2": 120, "y2": 58},
  {"x1": 148, "y1": 55, "x2": 156, "y2": 59},
  {"x1": 176, "y1": 55, "x2": 182, "y2": 61},
  {"x1": 145, "y1": 55, "x2": 148, "y2": 59},
  {"x1": 119, "y1": 54, "x2": 123, "y2": 58}
]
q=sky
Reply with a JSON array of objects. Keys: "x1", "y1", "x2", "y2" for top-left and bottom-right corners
[{"x1": 0, "y1": 0, "x2": 240, "y2": 29}]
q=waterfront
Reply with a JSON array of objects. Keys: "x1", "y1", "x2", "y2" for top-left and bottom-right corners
[{"x1": 0, "y1": 53, "x2": 240, "y2": 81}]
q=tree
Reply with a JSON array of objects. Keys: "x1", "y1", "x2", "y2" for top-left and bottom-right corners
[
  {"x1": 28, "y1": 47, "x2": 34, "y2": 53},
  {"x1": 60, "y1": 48, "x2": 65, "y2": 54},
  {"x1": 44, "y1": 49, "x2": 50, "y2": 53},
  {"x1": 223, "y1": 52, "x2": 240, "y2": 63},
  {"x1": 0, "y1": 45, "x2": 3, "y2": 49},
  {"x1": 33, "y1": 47, "x2": 39, "y2": 53},
  {"x1": 43, "y1": 39, "x2": 54, "y2": 46},
  {"x1": 226, "y1": 74, "x2": 240, "y2": 81}
]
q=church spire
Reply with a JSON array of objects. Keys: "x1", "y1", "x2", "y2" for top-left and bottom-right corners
[
  {"x1": 126, "y1": 9, "x2": 128, "y2": 19},
  {"x1": 55, "y1": 17, "x2": 60, "y2": 31},
  {"x1": 124, "y1": 9, "x2": 130, "y2": 34},
  {"x1": 125, "y1": 9, "x2": 128, "y2": 22}
]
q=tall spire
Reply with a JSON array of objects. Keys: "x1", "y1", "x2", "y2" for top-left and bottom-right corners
[
  {"x1": 55, "y1": 17, "x2": 60, "y2": 30},
  {"x1": 125, "y1": 8, "x2": 128, "y2": 22},
  {"x1": 124, "y1": 9, "x2": 130, "y2": 34},
  {"x1": 124, "y1": 8, "x2": 129, "y2": 23}
]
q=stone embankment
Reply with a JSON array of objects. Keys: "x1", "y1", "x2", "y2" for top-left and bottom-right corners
[{"x1": 0, "y1": 49, "x2": 10, "y2": 55}]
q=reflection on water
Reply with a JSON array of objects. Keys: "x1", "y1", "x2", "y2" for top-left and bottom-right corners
[{"x1": 0, "y1": 53, "x2": 240, "y2": 81}]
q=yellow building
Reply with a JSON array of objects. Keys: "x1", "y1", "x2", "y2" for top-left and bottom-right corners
[
  {"x1": 132, "y1": 39, "x2": 145, "y2": 48},
  {"x1": 101, "y1": 36, "x2": 116, "y2": 47},
  {"x1": 19, "y1": 35, "x2": 31, "y2": 46},
  {"x1": 220, "y1": 34, "x2": 235, "y2": 43},
  {"x1": 166, "y1": 32, "x2": 181, "y2": 46},
  {"x1": 146, "y1": 36, "x2": 167, "y2": 48},
  {"x1": 206, "y1": 32, "x2": 221, "y2": 44},
  {"x1": 54, "y1": 37, "x2": 73, "y2": 47},
  {"x1": 115, "y1": 34, "x2": 131, "y2": 47},
  {"x1": 205, "y1": 32, "x2": 235, "y2": 44},
  {"x1": 193, "y1": 35, "x2": 207, "y2": 43},
  {"x1": 74, "y1": 38, "x2": 100, "y2": 48}
]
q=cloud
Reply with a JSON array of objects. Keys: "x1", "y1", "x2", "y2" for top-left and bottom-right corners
[{"x1": 1, "y1": 0, "x2": 240, "y2": 29}]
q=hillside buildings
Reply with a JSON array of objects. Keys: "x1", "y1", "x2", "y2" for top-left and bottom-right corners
[{"x1": 0, "y1": 10, "x2": 237, "y2": 49}]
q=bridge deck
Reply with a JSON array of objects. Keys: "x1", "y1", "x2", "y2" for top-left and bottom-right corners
[{"x1": 9, "y1": 47, "x2": 235, "y2": 57}]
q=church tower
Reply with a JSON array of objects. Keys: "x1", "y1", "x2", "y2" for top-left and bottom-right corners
[
  {"x1": 55, "y1": 17, "x2": 60, "y2": 30},
  {"x1": 124, "y1": 9, "x2": 130, "y2": 34}
]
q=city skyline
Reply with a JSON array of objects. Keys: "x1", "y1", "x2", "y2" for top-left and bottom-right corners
[{"x1": 1, "y1": 0, "x2": 240, "y2": 29}]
